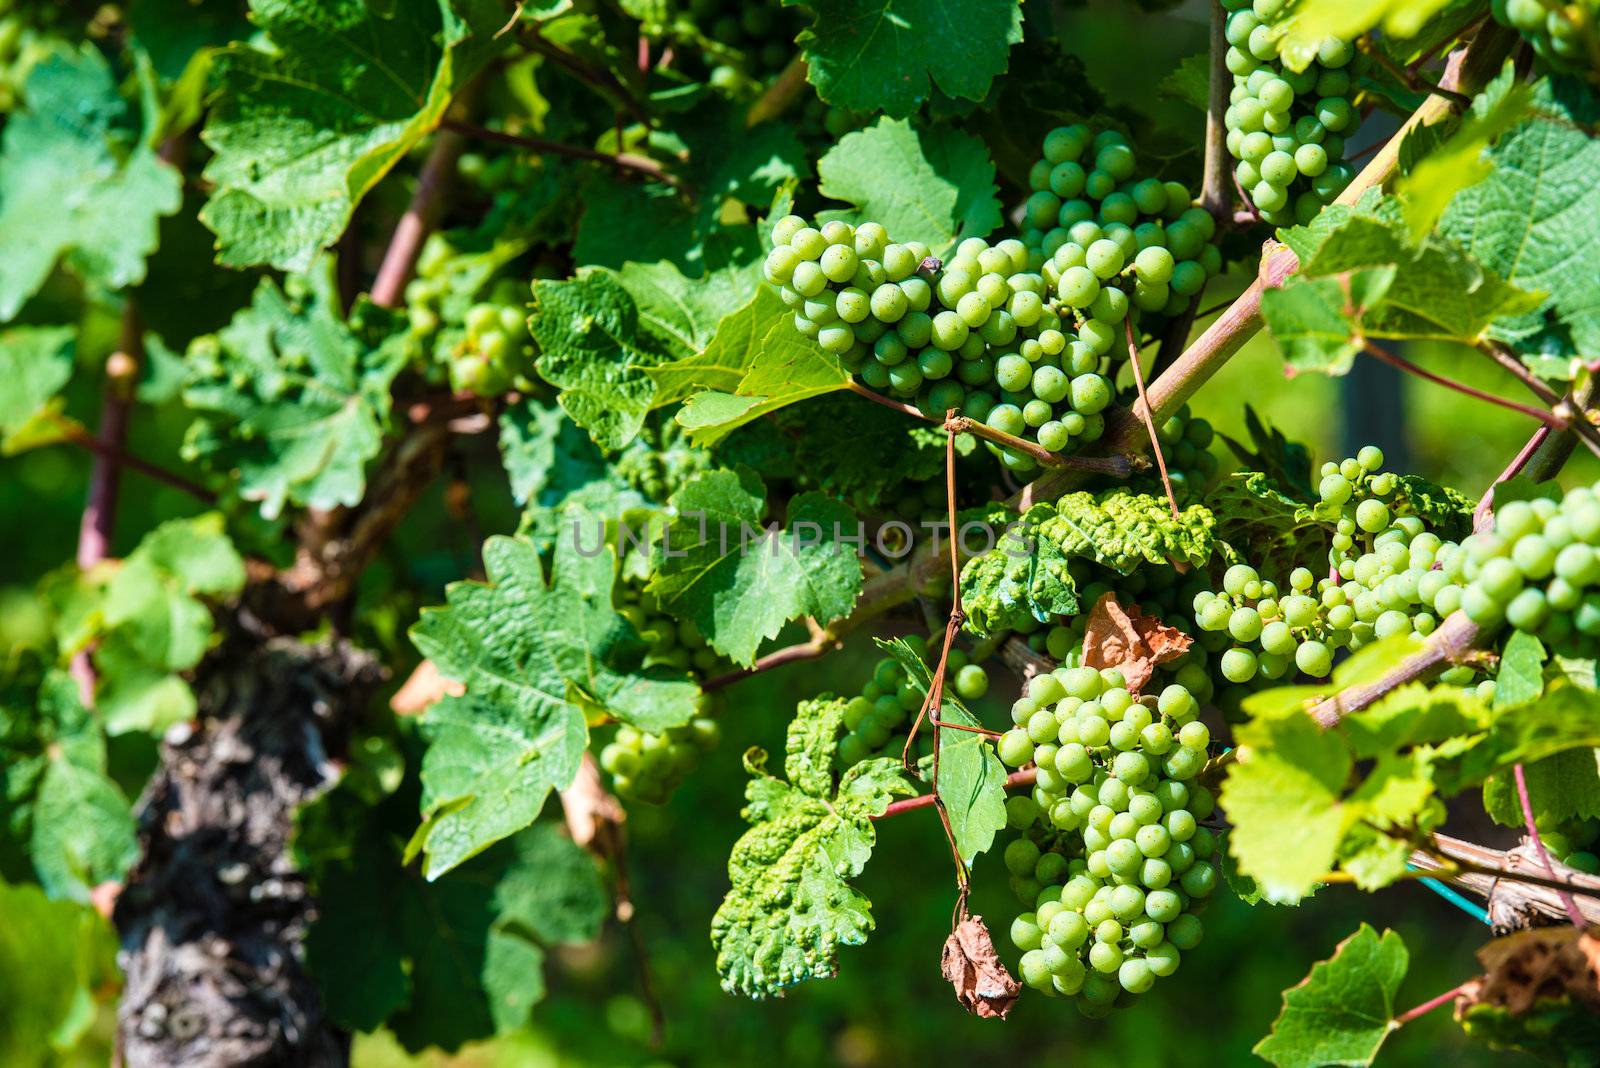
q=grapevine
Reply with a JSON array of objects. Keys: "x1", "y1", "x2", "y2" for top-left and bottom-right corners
[{"x1": 5, "y1": 4, "x2": 1600, "y2": 1068}]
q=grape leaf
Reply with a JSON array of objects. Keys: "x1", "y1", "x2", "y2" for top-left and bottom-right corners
[
  {"x1": 530, "y1": 269, "x2": 687, "y2": 451},
  {"x1": 1221, "y1": 703, "x2": 1355, "y2": 904},
  {"x1": 1205, "y1": 471, "x2": 1332, "y2": 580},
  {"x1": 711, "y1": 696, "x2": 913, "y2": 998},
  {"x1": 1494, "y1": 630, "x2": 1548, "y2": 711},
  {"x1": 409, "y1": 529, "x2": 699, "y2": 876},
  {"x1": 199, "y1": 0, "x2": 505, "y2": 271},
  {"x1": 1441, "y1": 75, "x2": 1600, "y2": 358},
  {"x1": 0, "y1": 665, "x2": 137, "y2": 904},
  {"x1": 0, "y1": 46, "x2": 181, "y2": 321},
  {"x1": 1395, "y1": 64, "x2": 1533, "y2": 239},
  {"x1": 50, "y1": 514, "x2": 245, "y2": 736},
  {"x1": 646, "y1": 469, "x2": 862, "y2": 666},
  {"x1": 816, "y1": 118, "x2": 1003, "y2": 252},
  {"x1": 0, "y1": 326, "x2": 74, "y2": 451},
  {"x1": 791, "y1": 0, "x2": 1024, "y2": 118},
  {"x1": 182, "y1": 260, "x2": 408, "y2": 519},
  {"x1": 667, "y1": 287, "x2": 853, "y2": 444},
  {"x1": 1482, "y1": 749, "x2": 1600, "y2": 829},
  {"x1": 876, "y1": 638, "x2": 1006, "y2": 865},
  {"x1": 1275, "y1": 0, "x2": 1461, "y2": 68},
  {"x1": 1267, "y1": 194, "x2": 1540, "y2": 370},
  {"x1": 958, "y1": 507, "x2": 1078, "y2": 634},
  {"x1": 1046, "y1": 490, "x2": 1216, "y2": 574},
  {"x1": 1254, "y1": 924, "x2": 1409, "y2": 1068},
  {"x1": 0, "y1": 880, "x2": 119, "y2": 1064}
]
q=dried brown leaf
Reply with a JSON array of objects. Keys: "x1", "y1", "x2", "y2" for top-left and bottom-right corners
[
  {"x1": 389, "y1": 658, "x2": 463, "y2": 715},
  {"x1": 1458, "y1": 927, "x2": 1600, "y2": 1017},
  {"x1": 1081, "y1": 592, "x2": 1192, "y2": 694},
  {"x1": 941, "y1": 913, "x2": 1021, "y2": 1019}
]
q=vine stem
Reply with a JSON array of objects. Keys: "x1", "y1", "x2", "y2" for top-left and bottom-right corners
[
  {"x1": 1199, "y1": 0, "x2": 1232, "y2": 222},
  {"x1": 944, "y1": 414, "x2": 1139, "y2": 476},
  {"x1": 441, "y1": 119, "x2": 677, "y2": 185},
  {"x1": 1361, "y1": 341, "x2": 1571, "y2": 432},
  {"x1": 700, "y1": 635, "x2": 838, "y2": 692},
  {"x1": 72, "y1": 307, "x2": 143, "y2": 703},
  {"x1": 1394, "y1": 980, "x2": 1475, "y2": 1026},
  {"x1": 1474, "y1": 425, "x2": 1551, "y2": 532},
  {"x1": 875, "y1": 768, "x2": 1038, "y2": 820},
  {"x1": 371, "y1": 123, "x2": 467, "y2": 308},
  {"x1": 845, "y1": 379, "x2": 931, "y2": 420},
  {"x1": 57, "y1": 421, "x2": 212, "y2": 502},
  {"x1": 1512, "y1": 762, "x2": 1589, "y2": 926},
  {"x1": 1125, "y1": 319, "x2": 1181, "y2": 519}
]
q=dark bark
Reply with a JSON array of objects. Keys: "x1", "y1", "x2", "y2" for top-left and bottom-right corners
[{"x1": 113, "y1": 626, "x2": 382, "y2": 1068}]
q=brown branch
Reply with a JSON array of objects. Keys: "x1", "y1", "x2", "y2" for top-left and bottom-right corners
[
  {"x1": 1000, "y1": 637, "x2": 1052, "y2": 681},
  {"x1": 441, "y1": 119, "x2": 678, "y2": 185},
  {"x1": 1361, "y1": 36, "x2": 1474, "y2": 109},
  {"x1": 1199, "y1": 0, "x2": 1233, "y2": 222},
  {"x1": 1307, "y1": 610, "x2": 1482, "y2": 727},
  {"x1": 846, "y1": 379, "x2": 934, "y2": 420}
]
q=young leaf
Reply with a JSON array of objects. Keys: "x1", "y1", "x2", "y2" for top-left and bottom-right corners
[
  {"x1": 410, "y1": 529, "x2": 699, "y2": 876},
  {"x1": 0, "y1": 326, "x2": 74, "y2": 451},
  {"x1": 711, "y1": 697, "x2": 913, "y2": 998},
  {"x1": 0, "y1": 665, "x2": 138, "y2": 904},
  {"x1": 1441, "y1": 75, "x2": 1600, "y2": 358},
  {"x1": 0, "y1": 47, "x2": 181, "y2": 321},
  {"x1": 51, "y1": 514, "x2": 245, "y2": 735},
  {"x1": 1493, "y1": 630, "x2": 1547, "y2": 710},
  {"x1": 876, "y1": 637, "x2": 1007, "y2": 865},
  {"x1": 182, "y1": 260, "x2": 408, "y2": 519},
  {"x1": 0, "y1": 880, "x2": 119, "y2": 1063},
  {"x1": 817, "y1": 119, "x2": 1003, "y2": 252},
  {"x1": 794, "y1": 0, "x2": 1024, "y2": 117},
  {"x1": 199, "y1": 0, "x2": 506, "y2": 270},
  {"x1": 647, "y1": 470, "x2": 863, "y2": 666},
  {"x1": 1254, "y1": 924, "x2": 1409, "y2": 1068}
]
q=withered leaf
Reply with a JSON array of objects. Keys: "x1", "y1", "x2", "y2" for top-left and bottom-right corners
[
  {"x1": 1459, "y1": 926, "x2": 1600, "y2": 1017},
  {"x1": 1081, "y1": 592, "x2": 1192, "y2": 694},
  {"x1": 941, "y1": 913, "x2": 1021, "y2": 1019}
]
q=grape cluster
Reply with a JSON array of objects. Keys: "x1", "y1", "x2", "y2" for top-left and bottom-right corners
[
  {"x1": 1192, "y1": 447, "x2": 1477, "y2": 686},
  {"x1": 764, "y1": 219, "x2": 1131, "y2": 472},
  {"x1": 405, "y1": 236, "x2": 535, "y2": 397},
  {"x1": 1154, "y1": 405, "x2": 1220, "y2": 503},
  {"x1": 1491, "y1": 0, "x2": 1598, "y2": 74},
  {"x1": 683, "y1": 0, "x2": 799, "y2": 86},
  {"x1": 1020, "y1": 126, "x2": 1222, "y2": 322},
  {"x1": 602, "y1": 577, "x2": 735, "y2": 804},
  {"x1": 1221, "y1": 0, "x2": 1359, "y2": 226},
  {"x1": 599, "y1": 694, "x2": 723, "y2": 805},
  {"x1": 836, "y1": 640, "x2": 990, "y2": 768},
  {"x1": 1453, "y1": 482, "x2": 1600, "y2": 652},
  {"x1": 995, "y1": 668, "x2": 1218, "y2": 1013}
]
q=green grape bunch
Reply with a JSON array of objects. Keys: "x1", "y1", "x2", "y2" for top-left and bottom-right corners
[
  {"x1": 675, "y1": 0, "x2": 801, "y2": 89},
  {"x1": 405, "y1": 236, "x2": 536, "y2": 397},
  {"x1": 1019, "y1": 126, "x2": 1223, "y2": 324},
  {"x1": 1221, "y1": 0, "x2": 1360, "y2": 225},
  {"x1": 1192, "y1": 447, "x2": 1477, "y2": 690},
  {"x1": 995, "y1": 667, "x2": 1219, "y2": 1014},
  {"x1": 1490, "y1": 0, "x2": 1600, "y2": 74},
  {"x1": 598, "y1": 576, "x2": 737, "y2": 804}
]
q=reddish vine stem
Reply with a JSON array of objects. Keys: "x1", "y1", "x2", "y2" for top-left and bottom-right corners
[
  {"x1": 1362, "y1": 341, "x2": 1566, "y2": 430},
  {"x1": 1126, "y1": 319, "x2": 1181, "y2": 520},
  {"x1": 875, "y1": 768, "x2": 1039, "y2": 820},
  {"x1": 700, "y1": 635, "x2": 837, "y2": 692},
  {"x1": 845, "y1": 379, "x2": 932, "y2": 420},
  {"x1": 57, "y1": 423, "x2": 212, "y2": 502},
  {"x1": 72, "y1": 308, "x2": 144, "y2": 703},
  {"x1": 371, "y1": 124, "x2": 467, "y2": 308},
  {"x1": 1513, "y1": 762, "x2": 1589, "y2": 926},
  {"x1": 441, "y1": 119, "x2": 677, "y2": 185},
  {"x1": 1394, "y1": 980, "x2": 1474, "y2": 1026},
  {"x1": 1474, "y1": 425, "x2": 1551, "y2": 532}
]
